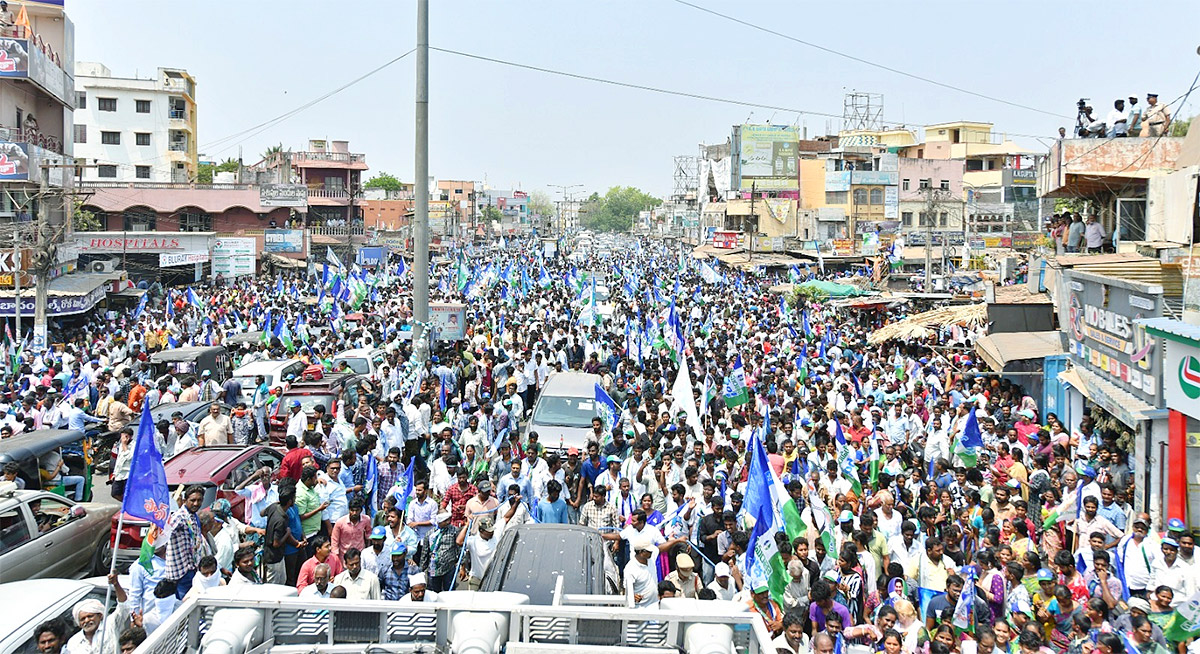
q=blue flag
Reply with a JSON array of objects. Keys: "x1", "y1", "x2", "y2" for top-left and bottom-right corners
[
  {"x1": 389, "y1": 458, "x2": 416, "y2": 510},
  {"x1": 594, "y1": 383, "x2": 619, "y2": 433},
  {"x1": 961, "y1": 408, "x2": 984, "y2": 449},
  {"x1": 121, "y1": 402, "x2": 171, "y2": 529},
  {"x1": 185, "y1": 287, "x2": 203, "y2": 308}
]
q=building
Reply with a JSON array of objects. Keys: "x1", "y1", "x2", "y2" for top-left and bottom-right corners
[
  {"x1": 260, "y1": 139, "x2": 368, "y2": 229},
  {"x1": 897, "y1": 158, "x2": 965, "y2": 237},
  {"x1": 478, "y1": 189, "x2": 530, "y2": 233},
  {"x1": 362, "y1": 187, "x2": 413, "y2": 232},
  {"x1": 73, "y1": 62, "x2": 198, "y2": 183},
  {"x1": 436, "y1": 179, "x2": 479, "y2": 239}
]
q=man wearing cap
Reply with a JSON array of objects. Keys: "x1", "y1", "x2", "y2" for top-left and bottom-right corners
[
  {"x1": 748, "y1": 583, "x2": 784, "y2": 635},
  {"x1": 361, "y1": 525, "x2": 388, "y2": 573},
  {"x1": 65, "y1": 574, "x2": 130, "y2": 654},
  {"x1": 625, "y1": 541, "x2": 659, "y2": 609},
  {"x1": 464, "y1": 479, "x2": 500, "y2": 534},
  {"x1": 199, "y1": 370, "x2": 222, "y2": 402},
  {"x1": 378, "y1": 542, "x2": 411, "y2": 600},
  {"x1": 285, "y1": 400, "x2": 308, "y2": 442},
  {"x1": 1151, "y1": 536, "x2": 1195, "y2": 607},
  {"x1": 399, "y1": 572, "x2": 439, "y2": 603},
  {"x1": 706, "y1": 561, "x2": 738, "y2": 601},
  {"x1": 664, "y1": 553, "x2": 702, "y2": 598},
  {"x1": 593, "y1": 455, "x2": 624, "y2": 505},
  {"x1": 456, "y1": 515, "x2": 499, "y2": 590},
  {"x1": 1121, "y1": 514, "x2": 1156, "y2": 599},
  {"x1": 424, "y1": 511, "x2": 462, "y2": 592},
  {"x1": 1140, "y1": 93, "x2": 1171, "y2": 137}
]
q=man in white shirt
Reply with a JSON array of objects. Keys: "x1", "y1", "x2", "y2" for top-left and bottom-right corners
[
  {"x1": 332, "y1": 547, "x2": 380, "y2": 600},
  {"x1": 706, "y1": 561, "x2": 738, "y2": 601},
  {"x1": 1105, "y1": 99, "x2": 1129, "y2": 137},
  {"x1": 625, "y1": 541, "x2": 659, "y2": 608},
  {"x1": 285, "y1": 401, "x2": 308, "y2": 441},
  {"x1": 459, "y1": 515, "x2": 500, "y2": 590},
  {"x1": 1084, "y1": 216, "x2": 1107, "y2": 253}
]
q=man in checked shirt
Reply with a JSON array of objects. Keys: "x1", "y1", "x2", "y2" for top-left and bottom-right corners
[{"x1": 165, "y1": 485, "x2": 206, "y2": 598}]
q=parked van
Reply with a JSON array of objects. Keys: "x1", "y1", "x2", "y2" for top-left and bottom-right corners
[
  {"x1": 229, "y1": 359, "x2": 309, "y2": 404},
  {"x1": 526, "y1": 371, "x2": 604, "y2": 452},
  {"x1": 332, "y1": 348, "x2": 387, "y2": 381}
]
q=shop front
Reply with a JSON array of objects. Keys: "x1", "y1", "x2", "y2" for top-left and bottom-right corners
[
  {"x1": 1138, "y1": 318, "x2": 1200, "y2": 527},
  {"x1": 1057, "y1": 271, "x2": 1168, "y2": 517}
]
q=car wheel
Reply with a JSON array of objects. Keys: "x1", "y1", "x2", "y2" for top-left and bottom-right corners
[{"x1": 91, "y1": 538, "x2": 113, "y2": 576}]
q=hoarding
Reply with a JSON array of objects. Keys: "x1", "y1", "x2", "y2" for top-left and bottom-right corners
[
  {"x1": 713, "y1": 231, "x2": 739, "y2": 249},
  {"x1": 263, "y1": 229, "x2": 304, "y2": 253},
  {"x1": 159, "y1": 251, "x2": 209, "y2": 267},
  {"x1": 259, "y1": 183, "x2": 309, "y2": 208},
  {"x1": 735, "y1": 124, "x2": 799, "y2": 191},
  {"x1": 1163, "y1": 338, "x2": 1200, "y2": 421},
  {"x1": 212, "y1": 237, "x2": 256, "y2": 279},
  {"x1": 430, "y1": 302, "x2": 466, "y2": 341},
  {"x1": 0, "y1": 140, "x2": 30, "y2": 180},
  {"x1": 0, "y1": 39, "x2": 29, "y2": 78},
  {"x1": 356, "y1": 246, "x2": 386, "y2": 267},
  {"x1": 1063, "y1": 272, "x2": 1163, "y2": 405},
  {"x1": 1011, "y1": 232, "x2": 1041, "y2": 251}
]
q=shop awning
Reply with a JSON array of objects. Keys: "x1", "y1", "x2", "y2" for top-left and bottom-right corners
[
  {"x1": 0, "y1": 272, "x2": 116, "y2": 317},
  {"x1": 265, "y1": 253, "x2": 307, "y2": 268},
  {"x1": 975, "y1": 331, "x2": 1064, "y2": 371},
  {"x1": 1058, "y1": 366, "x2": 1168, "y2": 428}
]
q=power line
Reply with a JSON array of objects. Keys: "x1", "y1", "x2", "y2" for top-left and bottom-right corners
[
  {"x1": 430, "y1": 46, "x2": 846, "y2": 120},
  {"x1": 670, "y1": 0, "x2": 1070, "y2": 120}
]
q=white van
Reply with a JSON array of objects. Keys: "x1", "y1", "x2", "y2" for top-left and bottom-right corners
[
  {"x1": 332, "y1": 348, "x2": 388, "y2": 381},
  {"x1": 229, "y1": 359, "x2": 308, "y2": 404}
]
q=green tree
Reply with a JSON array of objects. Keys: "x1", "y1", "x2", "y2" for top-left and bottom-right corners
[
  {"x1": 364, "y1": 172, "x2": 407, "y2": 192},
  {"x1": 72, "y1": 204, "x2": 102, "y2": 231},
  {"x1": 580, "y1": 186, "x2": 661, "y2": 232},
  {"x1": 261, "y1": 143, "x2": 283, "y2": 162},
  {"x1": 196, "y1": 157, "x2": 239, "y2": 184},
  {"x1": 481, "y1": 205, "x2": 503, "y2": 223},
  {"x1": 527, "y1": 190, "x2": 554, "y2": 218},
  {"x1": 1170, "y1": 115, "x2": 1192, "y2": 137}
]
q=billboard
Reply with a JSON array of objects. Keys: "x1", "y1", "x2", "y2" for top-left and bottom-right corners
[
  {"x1": 430, "y1": 302, "x2": 466, "y2": 341},
  {"x1": 1063, "y1": 272, "x2": 1163, "y2": 406},
  {"x1": 263, "y1": 229, "x2": 304, "y2": 253},
  {"x1": 713, "y1": 231, "x2": 739, "y2": 249},
  {"x1": 159, "y1": 252, "x2": 209, "y2": 267},
  {"x1": 1162, "y1": 338, "x2": 1200, "y2": 421},
  {"x1": 0, "y1": 140, "x2": 29, "y2": 180},
  {"x1": 212, "y1": 237, "x2": 256, "y2": 279},
  {"x1": 735, "y1": 124, "x2": 799, "y2": 191},
  {"x1": 0, "y1": 39, "x2": 29, "y2": 78},
  {"x1": 356, "y1": 246, "x2": 386, "y2": 267},
  {"x1": 259, "y1": 183, "x2": 309, "y2": 208}
]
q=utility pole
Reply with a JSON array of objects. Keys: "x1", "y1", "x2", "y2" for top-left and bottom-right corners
[
  {"x1": 34, "y1": 170, "x2": 47, "y2": 352},
  {"x1": 921, "y1": 186, "x2": 949, "y2": 292},
  {"x1": 11, "y1": 221, "x2": 19, "y2": 342},
  {"x1": 748, "y1": 181, "x2": 756, "y2": 262},
  {"x1": 412, "y1": 0, "x2": 430, "y2": 361},
  {"x1": 548, "y1": 184, "x2": 582, "y2": 235}
]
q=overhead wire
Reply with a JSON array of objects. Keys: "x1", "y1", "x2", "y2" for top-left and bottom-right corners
[{"x1": 670, "y1": 0, "x2": 1070, "y2": 120}]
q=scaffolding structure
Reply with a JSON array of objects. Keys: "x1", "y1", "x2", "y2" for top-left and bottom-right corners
[
  {"x1": 672, "y1": 154, "x2": 698, "y2": 203},
  {"x1": 843, "y1": 91, "x2": 884, "y2": 132}
]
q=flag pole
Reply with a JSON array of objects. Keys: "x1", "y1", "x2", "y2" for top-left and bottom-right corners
[{"x1": 96, "y1": 511, "x2": 125, "y2": 651}]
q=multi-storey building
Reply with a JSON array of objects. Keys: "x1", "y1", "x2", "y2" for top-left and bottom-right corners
[{"x1": 73, "y1": 62, "x2": 197, "y2": 183}]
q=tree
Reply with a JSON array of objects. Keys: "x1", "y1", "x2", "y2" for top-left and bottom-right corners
[
  {"x1": 196, "y1": 157, "x2": 239, "y2": 184},
  {"x1": 72, "y1": 203, "x2": 102, "y2": 232},
  {"x1": 1170, "y1": 115, "x2": 1192, "y2": 137},
  {"x1": 580, "y1": 186, "x2": 661, "y2": 232},
  {"x1": 261, "y1": 143, "x2": 283, "y2": 162},
  {"x1": 527, "y1": 190, "x2": 554, "y2": 218},
  {"x1": 481, "y1": 205, "x2": 503, "y2": 223},
  {"x1": 364, "y1": 172, "x2": 407, "y2": 192}
]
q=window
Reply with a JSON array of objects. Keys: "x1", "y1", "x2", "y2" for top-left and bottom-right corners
[
  {"x1": 939, "y1": 212, "x2": 948, "y2": 227},
  {"x1": 940, "y1": 179, "x2": 950, "y2": 191},
  {"x1": 97, "y1": 165, "x2": 117, "y2": 178},
  {"x1": 902, "y1": 179, "x2": 910, "y2": 191},
  {"x1": 123, "y1": 207, "x2": 156, "y2": 231},
  {"x1": 902, "y1": 211, "x2": 913, "y2": 227},
  {"x1": 98, "y1": 98, "x2": 117, "y2": 112},
  {"x1": 29, "y1": 497, "x2": 72, "y2": 533},
  {"x1": 0, "y1": 506, "x2": 31, "y2": 555},
  {"x1": 135, "y1": 133, "x2": 150, "y2": 146},
  {"x1": 179, "y1": 208, "x2": 212, "y2": 232},
  {"x1": 100, "y1": 131, "x2": 120, "y2": 145},
  {"x1": 918, "y1": 179, "x2": 931, "y2": 190},
  {"x1": 869, "y1": 188, "x2": 883, "y2": 205},
  {"x1": 72, "y1": 125, "x2": 86, "y2": 144},
  {"x1": 966, "y1": 159, "x2": 984, "y2": 172},
  {"x1": 75, "y1": 91, "x2": 86, "y2": 110},
  {"x1": 852, "y1": 188, "x2": 868, "y2": 205},
  {"x1": 825, "y1": 191, "x2": 847, "y2": 205},
  {"x1": 136, "y1": 100, "x2": 151, "y2": 113},
  {"x1": 135, "y1": 166, "x2": 150, "y2": 179}
]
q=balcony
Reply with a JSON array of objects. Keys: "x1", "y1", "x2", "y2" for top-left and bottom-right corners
[
  {"x1": 308, "y1": 225, "x2": 365, "y2": 236},
  {"x1": 0, "y1": 126, "x2": 63, "y2": 155},
  {"x1": 1, "y1": 30, "x2": 73, "y2": 108},
  {"x1": 266, "y1": 150, "x2": 368, "y2": 171},
  {"x1": 169, "y1": 109, "x2": 187, "y2": 120},
  {"x1": 78, "y1": 181, "x2": 253, "y2": 190},
  {"x1": 168, "y1": 141, "x2": 189, "y2": 153}
]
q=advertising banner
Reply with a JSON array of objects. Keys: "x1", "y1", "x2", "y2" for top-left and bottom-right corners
[
  {"x1": 1163, "y1": 339, "x2": 1200, "y2": 421},
  {"x1": 259, "y1": 184, "x2": 309, "y2": 208},
  {"x1": 1064, "y1": 272, "x2": 1163, "y2": 405},
  {"x1": 356, "y1": 246, "x2": 386, "y2": 267},
  {"x1": 263, "y1": 229, "x2": 304, "y2": 253},
  {"x1": 0, "y1": 140, "x2": 29, "y2": 180},
  {"x1": 159, "y1": 251, "x2": 209, "y2": 267},
  {"x1": 212, "y1": 237, "x2": 256, "y2": 279},
  {"x1": 713, "y1": 231, "x2": 739, "y2": 249},
  {"x1": 736, "y1": 124, "x2": 799, "y2": 191},
  {"x1": 1011, "y1": 232, "x2": 1041, "y2": 251},
  {"x1": 0, "y1": 39, "x2": 29, "y2": 78},
  {"x1": 430, "y1": 302, "x2": 466, "y2": 341}
]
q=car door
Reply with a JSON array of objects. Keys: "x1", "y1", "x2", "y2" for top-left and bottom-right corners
[
  {"x1": 0, "y1": 500, "x2": 36, "y2": 583},
  {"x1": 29, "y1": 495, "x2": 87, "y2": 578}
]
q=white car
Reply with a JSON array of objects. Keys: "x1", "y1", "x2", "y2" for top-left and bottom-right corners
[
  {"x1": 0, "y1": 578, "x2": 109, "y2": 653},
  {"x1": 229, "y1": 359, "x2": 309, "y2": 404},
  {"x1": 332, "y1": 348, "x2": 387, "y2": 381}
]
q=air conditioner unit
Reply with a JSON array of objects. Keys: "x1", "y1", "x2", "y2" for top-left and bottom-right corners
[{"x1": 90, "y1": 259, "x2": 119, "y2": 273}]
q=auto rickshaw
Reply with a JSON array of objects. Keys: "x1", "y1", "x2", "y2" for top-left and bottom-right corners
[{"x1": 0, "y1": 429, "x2": 94, "y2": 501}]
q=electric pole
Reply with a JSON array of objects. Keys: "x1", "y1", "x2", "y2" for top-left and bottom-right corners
[
  {"x1": 922, "y1": 186, "x2": 949, "y2": 292},
  {"x1": 412, "y1": 0, "x2": 430, "y2": 361},
  {"x1": 748, "y1": 181, "x2": 756, "y2": 262}
]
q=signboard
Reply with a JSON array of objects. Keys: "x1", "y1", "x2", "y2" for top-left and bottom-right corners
[
  {"x1": 374, "y1": 232, "x2": 407, "y2": 249},
  {"x1": 735, "y1": 124, "x2": 799, "y2": 191},
  {"x1": 212, "y1": 237, "x2": 256, "y2": 280},
  {"x1": 0, "y1": 39, "x2": 30, "y2": 78},
  {"x1": 73, "y1": 233, "x2": 206, "y2": 252},
  {"x1": 159, "y1": 251, "x2": 209, "y2": 267},
  {"x1": 713, "y1": 231, "x2": 739, "y2": 249},
  {"x1": 263, "y1": 229, "x2": 304, "y2": 253},
  {"x1": 1004, "y1": 169, "x2": 1037, "y2": 186},
  {"x1": 906, "y1": 231, "x2": 965, "y2": 246},
  {"x1": 430, "y1": 302, "x2": 466, "y2": 341},
  {"x1": 1011, "y1": 232, "x2": 1041, "y2": 251},
  {"x1": 0, "y1": 140, "x2": 30, "y2": 180},
  {"x1": 356, "y1": 246, "x2": 386, "y2": 267},
  {"x1": 260, "y1": 183, "x2": 309, "y2": 208},
  {"x1": 1164, "y1": 338, "x2": 1200, "y2": 421},
  {"x1": 0, "y1": 283, "x2": 107, "y2": 317},
  {"x1": 831, "y1": 239, "x2": 854, "y2": 254},
  {"x1": 884, "y1": 186, "x2": 899, "y2": 219},
  {"x1": 1064, "y1": 272, "x2": 1163, "y2": 404}
]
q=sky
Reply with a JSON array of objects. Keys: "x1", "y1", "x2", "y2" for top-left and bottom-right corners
[{"x1": 69, "y1": 1, "x2": 1200, "y2": 199}]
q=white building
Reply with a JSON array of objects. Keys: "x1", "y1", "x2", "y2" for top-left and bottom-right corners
[{"x1": 73, "y1": 62, "x2": 198, "y2": 183}]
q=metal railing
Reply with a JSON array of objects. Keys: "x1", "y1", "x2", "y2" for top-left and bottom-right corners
[
  {"x1": 134, "y1": 594, "x2": 775, "y2": 654},
  {"x1": 168, "y1": 109, "x2": 188, "y2": 120},
  {"x1": 0, "y1": 125, "x2": 63, "y2": 154},
  {"x1": 309, "y1": 225, "x2": 366, "y2": 236},
  {"x1": 78, "y1": 181, "x2": 254, "y2": 190},
  {"x1": 168, "y1": 141, "x2": 188, "y2": 152},
  {"x1": 308, "y1": 187, "x2": 360, "y2": 199},
  {"x1": 289, "y1": 151, "x2": 367, "y2": 164}
]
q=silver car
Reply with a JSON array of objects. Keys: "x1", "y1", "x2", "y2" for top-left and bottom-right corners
[
  {"x1": 527, "y1": 371, "x2": 605, "y2": 452},
  {"x1": 0, "y1": 483, "x2": 120, "y2": 583},
  {"x1": 0, "y1": 578, "x2": 110, "y2": 653}
]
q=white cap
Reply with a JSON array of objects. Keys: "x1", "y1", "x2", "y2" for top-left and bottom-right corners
[
  {"x1": 714, "y1": 562, "x2": 731, "y2": 577},
  {"x1": 410, "y1": 572, "x2": 427, "y2": 587}
]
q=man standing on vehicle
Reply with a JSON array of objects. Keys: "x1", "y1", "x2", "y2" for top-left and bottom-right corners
[
  {"x1": 199, "y1": 370, "x2": 222, "y2": 403},
  {"x1": 251, "y1": 375, "x2": 270, "y2": 442},
  {"x1": 197, "y1": 402, "x2": 233, "y2": 447}
]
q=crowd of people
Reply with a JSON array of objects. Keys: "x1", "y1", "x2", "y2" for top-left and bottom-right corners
[{"x1": 4, "y1": 235, "x2": 1190, "y2": 654}]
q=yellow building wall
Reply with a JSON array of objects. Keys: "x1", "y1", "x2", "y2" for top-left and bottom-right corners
[{"x1": 798, "y1": 159, "x2": 826, "y2": 210}]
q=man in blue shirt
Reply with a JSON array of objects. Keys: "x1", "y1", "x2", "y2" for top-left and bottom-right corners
[
  {"x1": 65, "y1": 397, "x2": 105, "y2": 432},
  {"x1": 378, "y1": 542, "x2": 411, "y2": 600},
  {"x1": 536, "y1": 480, "x2": 570, "y2": 524}
]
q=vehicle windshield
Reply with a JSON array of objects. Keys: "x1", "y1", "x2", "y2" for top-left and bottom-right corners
[
  {"x1": 333, "y1": 358, "x2": 370, "y2": 374},
  {"x1": 532, "y1": 396, "x2": 597, "y2": 428},
  {"x1": 288, "y1": 394, "x2": 335, "y2": 413},
  {"x1": 232, "y1": 376, "x2": 268, "y2": 393}
]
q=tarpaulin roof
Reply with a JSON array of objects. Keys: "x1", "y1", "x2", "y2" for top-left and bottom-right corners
[{"x1": 797, "y1": 279, "x2": 866, "y2": 297}]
